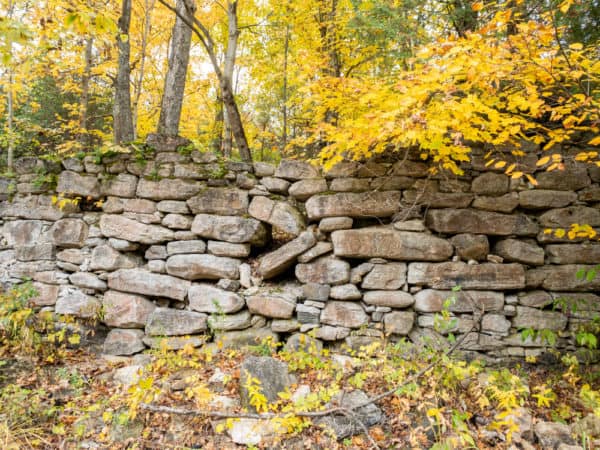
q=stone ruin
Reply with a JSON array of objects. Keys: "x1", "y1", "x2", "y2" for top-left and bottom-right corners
[{"x1": 1, "y1": 136, "x2": 600, "y2": 361}]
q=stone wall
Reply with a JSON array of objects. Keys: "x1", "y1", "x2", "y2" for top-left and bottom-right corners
[{"x1": 2, "y1": 136, "x2": 600, "y2": 360}]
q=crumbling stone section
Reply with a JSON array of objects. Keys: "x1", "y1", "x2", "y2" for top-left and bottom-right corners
[{"x1": 2, "y1": 140, "x2": 600, "y2": 362}]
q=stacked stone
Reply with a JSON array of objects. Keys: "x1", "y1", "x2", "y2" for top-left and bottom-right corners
[{"x1": 1, "y1": 139, "x2": 599, "y2": 360}]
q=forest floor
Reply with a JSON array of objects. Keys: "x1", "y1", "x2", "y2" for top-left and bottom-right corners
[{"x1": 1, "y1": 336, "x2": 600, "y2": 450}]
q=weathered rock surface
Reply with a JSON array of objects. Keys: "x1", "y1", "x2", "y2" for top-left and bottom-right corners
[
  {"x1": 361, "y1": 262, "x2": 406, "y2": 289},
  {"x1": 257, "y1": 230, "x2": 317, "y2": 279},
  {"x1": 191, "y1": 214, "x2": 267, "y2": 245},
  {"x1": 30, "y1": 282, "x2": 60, "y2": 306},
  {"x1": 100, "y1": 214, "x2": 174, "y2": 244},
  {"x1": 246, "y1": 293, "x2": 297, "y2": 318},
  {"x1": 408, "y1": 262, "x2": 526, "y2": 290},
  {"x1": 526, "y1": 265, "x2": 600, "y2": 291},
  {"x1": 51, "y1": 219, "x2": 88, "y2": 248},
  {"x1": 288, "y1": 178, "x2": 328, "y2": 200},
  {"x1": 295, "y1": 256, "x2": 350, "y2": 285},
  {"x1": 208, "y1": 310, "x2": 252, "y2": 331},
  {"x1": 207, "y1": 241, "x2": 251, "y2": 258},
  {"x1": 518, "y1": 190, "x2": 577, "y2": 209},
  {"x1": 384, "y1": 311, "x2": 415, "y2": 334},
  {"x1": 240, "y1": 356, "x2": 293, "y2": 412},
  {"x1": 108, "y1": 269, "x2": 191, "y2": 300},
  {"x1": 546, "y1": 244, "x2": 600, "y2": 264},
  {"x1": 427, "y1": 209, "x2": 538, "y2": 235},
  {"x1": 102, "y1": 290, "x2": 156, "y2": 328},
  {"x1": 248, "y1": 196, "x2": 305, "y2": 236},
  {"x1": 166, "y1": 254, "x2": 240, "y2": 280},
  {"x1": 363, "y1": 291, "x2": 414, "y2": 308},
  {"x1": 320, "y1": 301, "x2": 368, "y2": 328},
  {"x1": 57, "y1": 171, "x2": 101, "y2": 197},
  {"x1": 55, "y1": 287, "x2": 100, "y2": 318},
  {"x1": 449, "y1": 233, "x2": 489, "y2": 261},
  {"x1": 306, "y1": 191, "x2": 401, "y2": 219},
  {"x1": 188, "y1": 284, "x2": 245, "y2": 313},
  {"x1": 89, "y1": 245, "x2": 139, "y2": 271},
  {"x1": 471, "y1": 173, "x2": 509, "y2": 195},
  {"x1": 332, "y1": 228, "x2": 453, "y2": 261},
  {"x1": 539, "y1": 206, "x2": 600, "y2": 228},
  {"x1": 512, "y1": 306, "x2": 568, "y2": 331},
  {"x1": 136, "y1": 178, "x2": 203, "y2": 200},
  {"x1": 103, "y1": 329, "x2": 145, "y2": 355},
  {"x1": 145, "y1": 308, "x2": 208, "y2": 336},
  {"x1": 274, "y1": 160, "x2": 320, "y2": 180},
  {"x1": 319, "y1": 217, "x2": 353, "y2": 232},
  {"x1": 187, "y1": 188, "x2": 248, "y2": 215},
  {"x1": 494, "y1": 239, "x2": 545, "y2": 266}
]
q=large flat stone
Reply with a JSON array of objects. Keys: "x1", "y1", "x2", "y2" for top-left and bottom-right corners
[
  {"x1": 257, "y1": 230, "x2": 316, "y2": 279},
  {"x1": 414, "y1": 289, "x2": 504, "y2": 312},
  {"x1": 57, "y1": 171, "x2": 101, "y2": 197},
  {"x1": 100, "y1": 214, "x2": 174, "y2": 244},
  {"x1": 288, "y1": 179, "x2": 328, "y2": 200},
  {"x1": 248, "y1": 196, "x2": 305, "y2": 236},
  {"x1": 526, "y1": 265, "x2": 600, "y2": 291},
  {"x1": 535, "y1": 165, "x2": 591, "y2": 191},
  {"x1": 512, "y1": 306, "x2": 568, "y2": 331},
  {"x1": 89, "y1": 245, "x2": 139, "y2": 271},
  {"x1": 208, "y1": 310, "x2": 252, "y2": 331},
  {"x1": 191, "y1": 214, "x2": 267, "y2": 245},
  {"x1": 518, "y1": 190, "x2": 577, "y2": 209},
  {"x1": 426, "y1": 209, "x2": 538, "y2": 236},
  {"x1": 101, "y1": 173, "x2": 138, "y2": 197},
  {"x1": 320, "y1": 301, "x2": 368, "y2": 328},
  {"x1": 361, "y1": 263, "x2": 406, "y2": 290},
  {"x1": 166, "y1": 254, "x2": 240, "y2": 280},
  {"x1": 402, "y1": 191, "x2": 473, "y2": 208},
  {"x1": 136, "y1": 178, "x2": 203, "y2": 200},
  {"x1": 50, "y1": 218, "x2": 89, "y2": 248},
  {"x1": 295, "y1": 256, "x2": 350, "y2": 285},
  {"x1": 384, "y1": 311, "x2": 415, "y2": 335},
  {"x1": 188, "y1": 284, "x2": 245, "y2": 313},
  {"x1": 306, "y1": 191, "x2": 401, "y2": 220},
  {"x1": 539, "y1": 206, "x2": 600, "y2": 228},
  {"x1": 408, "y1": 262, "x2": 526, "y2": 290},
  {"x1": 546, "y1": 244, "x2": 600, "y2": 264},
  {"x1": 363, "y1": 291, "x2": 414, "y2": 308},
  {"x1": 102, "y1": 290, "x2": 156, "y2": 328},
  {"x1": 107, "y1": 269, "x2": 191, "y2": 300},
  {"x1": 0, "y1": 196, "x2": 66, "y2": 221},
  {"x1": 103, "y1": 329, "x2": 145, "y2": 355},
  {"x1": 55, "y1": 286, "x2": 101, "y2": 318},
  {"x1": 274, "y1": 160, "x2": 320, "y2": 180},
  {"x1": 332, "y1": 228, "x2": 452, "y2": 261},
  {"x1": 187, "y1": 188, "x2": 248, "y2": 215},
  {"x1": 494, "y1": 239, "x2": 545, "y2": 266},
  {"x1": 145, "y1": 308, "x2": 208, "y2": 336},
  {"x1": 246, "y1": 293, "x2": 297, "y2": 319}
]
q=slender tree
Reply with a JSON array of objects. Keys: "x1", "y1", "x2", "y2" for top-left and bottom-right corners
[
  {"x1": 157, "y1": 0, "x2": 194, "y2": 136},
  {"x1": 113, "y1": 0, "x2": 135, "y2": 143}
]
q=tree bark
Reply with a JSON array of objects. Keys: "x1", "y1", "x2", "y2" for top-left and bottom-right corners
[
  {"x1": 158, "y1": 0, "x2": 252, "y2": 161},
  {"x1": 79, "y1": 36, "x2": 94, "y2": 146},
  {"x1": 132, "y1": 0, "x2": 155, "y2": 140},
  {"x1": 281, "y1": 23, "x2": 290, "y2": 151},
  {"x1": 114, "y1": 0, "x2": 135, "y2": 144},
  {"x1": 157, "y1": 0, "x2": 195, "y2": 136},
  {"x1": 6, "y1": 0, "x2": 15, "y2": 171}
]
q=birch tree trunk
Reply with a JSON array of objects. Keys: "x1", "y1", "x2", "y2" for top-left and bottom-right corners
[
  {"x1": 113, "y1": 0, "x2": 135, "y2": 144},
  {"x1": 157, "y1": 0, "x2": 195, "y2": 136}
]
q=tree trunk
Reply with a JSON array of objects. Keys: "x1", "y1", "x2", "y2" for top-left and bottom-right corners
[
  {"x1": 159, "y1": 0, "x2": 252, "y2": 161},
  {"x1": 281, "y1": 23, "x2": 290, "y2": 151},
  {"x1": 157, "y1": 0, "x2": 195, "y2": 136},
  {"x1": 79, "y1": 36, "x2": 94, "y2": 145},
  {"x1": 6, "y1": 0, "x2": 14, "y2": 171},
  {"x1": 114, "y1": 0, "x2": 135, "y2": 144},
  {"x1": 211, "y1": 93, "x2": 224, "y2": 154},
  {"x1": 132, "y1": 0, "x2": 155, "y2": 140},
  {"x1": 222, "y1": 1, "x2": 240, "y2": 159}
]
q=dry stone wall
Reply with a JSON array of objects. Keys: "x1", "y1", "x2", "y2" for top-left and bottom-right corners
[{"x1": 2, "y1": 136, "x2": 600, "y2": 361}]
